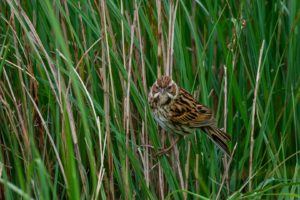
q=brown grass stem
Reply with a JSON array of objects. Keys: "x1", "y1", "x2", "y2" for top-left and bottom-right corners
[
  {"x1": 169, "y1": 0, "x2": 179, "y2": 78},
  {"x1": 223, "y1": 66, "x2": 229, "y2": 194},
  {"x1": 125, "y1": 6, "x2": 138, "y2": 199},
  {"x1": 166, "y1": 0, "x2": 173, "y2": 77},
  {"x1": 249, "y1": 40, "x2": 265, "y2": 192},
  {"x1": 184, "y1": 141, "x2": 191, "y2": 200},
  {"x1": 216, "y1": 143, "x2": 237, "y2": 200},
  {"x1": 157, "y1": 0, "x2": 162, "y2": 78}
]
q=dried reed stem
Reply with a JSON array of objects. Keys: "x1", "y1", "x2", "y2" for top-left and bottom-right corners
[
  {"x1": 101, "y1": 0, "x2": 117, "y2": 115},
  {"x1": 174, "y1": 144, "x2": 184, "y2": 189},
  {"x1": 125, "y1": 6, "x2": 138, "y2": 199},
  {"x1": 158, "y1": 129, "x2": 165, "y2": 199},
  {"x1": 103, "y1": 0, "x2": 126, "y2": 100},
  {"x1": 169, "y1": 0, "x2": 179, "y2": 78},
  {"x1": 249, "y1": 40, "x2": 265, "y2": 191},
  {"x1": 184, "y1": 141, "x2": 191, "y2": 200},
  {"x1": 157, "y1": 0, "x2": 162, "y2": 77},
  {"x1": 121, "y1": 0, "x2": 127, "y2": 110},
  {"x1": 195, "y1": 154, "x2": 199, "y2": 200},
  {"x1": 135, "y1": 0, "x2": 149, "y2": 188},
  {"x1": 156, "y1": 1, "x2": 163, "y2": 195},
  {"x1": 216, "y1": 143, "x2": 237, "y2": 200},
  {"x1": 166, "y1": 0, "x2": 173, "y2": 76},
  {"x1": 78, "y1": 3, "x2": 87, "y2": 52},
  {"x1": 223, "y1": 66, "x2": 229, "y2": 194},
  {"x1": 99, "y1": 0, "x2": 114, "y2": 198}
]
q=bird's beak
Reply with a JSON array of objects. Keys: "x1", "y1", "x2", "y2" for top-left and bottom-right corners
[{"x1": 161, "y1": 89, "x2": 165, "y2": 94}]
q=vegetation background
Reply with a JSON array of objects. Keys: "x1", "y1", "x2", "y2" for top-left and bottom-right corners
[{"x1": 0, "y1": 0, "x2": 300, "y2": 199}]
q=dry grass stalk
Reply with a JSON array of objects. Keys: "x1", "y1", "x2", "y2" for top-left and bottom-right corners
[
  {"x1": 156, "y1": 0, "x2": 163, "y2": 195},
  {"x1": 121, "y1": 0, "x2": 126, "y2": 87},
  {"x1": 95, "y1": 116, "x2": 107, "y2": 199},
  {"x1": 191, "y1": 0, "x2": 196, "y2": 75},
  {"x1": 166, "y1": 0, "x2": 173, "y2": 76},
  {"x1": 103, "y1": 0, "x2": 126, "y2": 100},
  {"x1": 121, "y1": 0, "x2": 128, "y2": 133},
  {"x1": 101, "y1": 0, "x2": 117, "y2": 118},
  {"x1": 184, "y1": 141, "x2": 191, "y2": 200},
  {"x1": 125, "y1": 6, "x2": 138, "y2": 199},
  {"x1": 99, "y1": 1, "x2": 114, "y2": 198},
  {"x1": 78, "y1": 3, "x2": 87, "y2": 52},
  {"x1": 174, "y1": 143, "x2": 184, "y2": 189},
  {"x1": 0, "y1": 56, "x2": 36, "y2": 80},
  {"x1": 135, "y1": 0, "x2": 149, "y2": 188},
  {"x1": 223, "y1": 66, "x2": 229, "y2": 194},
  {"x1": 195, "y1": 154, "x2": 199, "y2": 200},
  {"x1": 249, "y1": 40, "x2": 265, "y2": 191},
  {"x1": 169, "y1": 0, "x2": 179, "y2": 78},
  {"x1": 157, "y1": 0, "x2": 162, "y2": 77},
  {"x1": 158, "y1": 130, "x2": 165, "y2": 199},
  {"x1": 216, "y1": 143, "x2": 237, "y2": 200}
]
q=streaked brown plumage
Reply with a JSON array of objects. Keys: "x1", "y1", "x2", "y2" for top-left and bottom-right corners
[{"x1": 148, "y1": 76, "x2": 231, "y2": 156}]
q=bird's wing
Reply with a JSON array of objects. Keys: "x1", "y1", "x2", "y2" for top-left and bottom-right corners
[
  {"x1": 169, "y1": 87, "x2": 232, "y2": 156},
  {"x1": 170, "y1": 87, "x2": 215, "y2": 126}
]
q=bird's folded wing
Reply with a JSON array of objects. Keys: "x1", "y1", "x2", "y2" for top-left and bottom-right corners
[{"x1": 170, "y1": 87, "x2": 215, "y2": 126}]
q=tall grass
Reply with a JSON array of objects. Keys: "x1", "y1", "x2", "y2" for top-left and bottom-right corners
[{"x1": 0, "y1": 0, "x2": 299, "y2": 199}]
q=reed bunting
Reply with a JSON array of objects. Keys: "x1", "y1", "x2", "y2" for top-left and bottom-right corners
[{"x1": 148, "y1": 76, "x2": 231, "y2": 156}]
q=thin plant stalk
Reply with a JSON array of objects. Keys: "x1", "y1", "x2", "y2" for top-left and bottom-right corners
[
  {"x1": 157, "y1": 0, "x2": 162, "y2": 78},
  {"x1": 223, "y1": 66, "x2": 229, "y2": 194},
  {"x1": 216, "y1": 143, "x2": 237, "y2": 200},
  {"x1": 166, "y1": 0, "x2": 173, "y2": 76},
  {"x1": 135, "y1": 0, "x2": 149, "y2": 188},
  {"x1": 249, "y1": 40, "x2": 265, "y2": 191},
  {"x1": 125, "y1": 6, "x2": 138, "y2": 199},
  {"x1": 169, "y1": 0, "x2": 179, "y2": 78}
]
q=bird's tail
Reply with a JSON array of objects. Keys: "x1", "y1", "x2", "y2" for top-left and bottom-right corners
[{"x1": 200, "y1": 125, "x2": 232, "y2": 157}]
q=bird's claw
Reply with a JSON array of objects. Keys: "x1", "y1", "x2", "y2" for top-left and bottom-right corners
[{"x1": 155, "y1": 148, "x2": 171, "y2": 156}]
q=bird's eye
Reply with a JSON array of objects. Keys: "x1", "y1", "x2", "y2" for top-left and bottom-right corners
[{"x1": 168, "y1": 86, "x2": 172, "y2": 90}]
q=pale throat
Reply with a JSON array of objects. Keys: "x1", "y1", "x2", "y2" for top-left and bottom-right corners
[
  {"x1": 158, "y1": 94, "x2": 171, "y2": 106},
  {"x1": 158, "y1": 86, "x2": 178, "y2": 106}
]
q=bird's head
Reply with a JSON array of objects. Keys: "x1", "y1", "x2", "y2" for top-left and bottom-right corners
[{"x1": 151, "y1": 76, "x2": 178, "y2": 104}]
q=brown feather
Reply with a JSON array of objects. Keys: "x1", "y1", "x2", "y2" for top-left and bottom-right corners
[
  {"x1": 149, "y1": 77, "x2": 232, "y2": 157},
  {"x1": 201, "y1": 126, "x2": 231, "y2": 156},
  {"x1": 171, "y1": 87, "x2": 214, "y2": 126}
]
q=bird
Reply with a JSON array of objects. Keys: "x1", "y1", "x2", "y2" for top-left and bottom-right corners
[{"x1": 148, "y1": 76, "x2": 231, "y2": 157}]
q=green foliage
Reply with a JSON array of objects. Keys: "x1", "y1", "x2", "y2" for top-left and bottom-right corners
[{"x1": 0, "y1": 0, "x2": 299, "y2": 199}]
